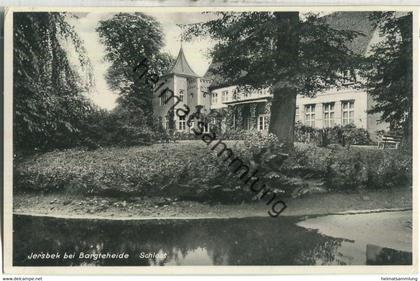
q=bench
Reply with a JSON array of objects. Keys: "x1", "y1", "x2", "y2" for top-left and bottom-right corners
[{"x1": 377, "y1": 135, "x2": 401, "y2": 149}]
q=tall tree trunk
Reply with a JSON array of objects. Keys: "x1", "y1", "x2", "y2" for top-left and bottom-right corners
[
  {"x1": 269, "y1": 12, "x2": 299, "y2": 152},
  {"x1": 269, "y1": 86, "x2": 296, "y2": 151},
  {"x1": 399, "y1": 13, "x2": 412, "y2": 151}
]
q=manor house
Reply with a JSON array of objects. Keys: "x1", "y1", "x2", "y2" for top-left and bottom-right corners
[{"x1": 152, "y1": 12, "x2": 388, "y2": 140}]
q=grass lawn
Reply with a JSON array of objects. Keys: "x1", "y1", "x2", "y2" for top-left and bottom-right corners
[
  {"x1": 14, "y1": 141, "x2": 412, "y2": 202},
  {"x1": 15, "y1": 142, "x2": 219, "y2": 196}
]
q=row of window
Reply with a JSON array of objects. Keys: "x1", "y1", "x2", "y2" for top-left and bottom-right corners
[
  {"x1": 297, "y1": 100, "x2": 355, "y2": 128},
  {"x1": 246, "y1": 101, "x2": 353, "y2": 132},
  {"x1": 159, "y1": 90, "x2": 196, "y2": 106},
  {"x1": 160, "y1": 88, "x2": 271, "y2": 106},
  {"x1": 212, "y1": 89, "x2": 270, "y2": 104},
  {"x1": 163, "y1": 115, "x2": 211, "y2": 132},
  {"x1": 235, "y1": 115, "x2": 269, "y2": 131},
  {"x1": 211, "y1": 91, "x2": 230, "y2": 104},
  {"x1": 160, "y1": 100, "x2": 355, "y2": 130},
  {"x1": 237, "y1": 101, "x2": 354, "y2": 131},
  {"x1": 179, "y1": 116, "x2": 211, "y2": 132}
]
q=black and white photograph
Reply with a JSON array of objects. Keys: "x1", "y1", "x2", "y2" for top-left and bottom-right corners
[{"x1": 2, "y1": 6, "x2": 417, "y2": 274}]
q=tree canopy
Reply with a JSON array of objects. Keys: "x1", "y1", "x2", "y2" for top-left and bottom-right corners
[
  {"x1": 96, "y1": 13, "x2": 174, "y2": 124},
  {"x1": 185, "y1": 12, "x2": 364, "y2": 148},
  {"x1": 364, "y1": 12, "x2": 412, "y2": 143},
  {"x1": 14, "y1": 12, "x2": 94, "y2": 152},
  {"x1": 185, "y1": 12, "x2": 363, "y2": 96}
]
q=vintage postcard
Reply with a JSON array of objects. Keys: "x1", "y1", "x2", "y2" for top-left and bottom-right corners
[{"x1": 2, "y1": 5, "x2": 418, "y2": 275}]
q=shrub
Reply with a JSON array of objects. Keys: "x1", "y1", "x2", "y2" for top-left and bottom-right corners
[
  {"x1": 294, "y1": 122, "x2": 317, "y2": 143},
  {"x1": 294, "y1": 123, "x2": 371, "y2": 146},
  {"x1": 324, "y1": 147, "x2": 412, "y2": 191},
  {"x1": 325, "y1": 149, "x2": 368, "y2": 190},
  {"x1": 79, "y1": 107, "x2": 157, "y2": 149},
  {"x1": 342, "y1": 124, "x2": 371, "y2": 145},
  {"x1": 239, "y1": 133, "x2": 410, "y2": 193},
  {"x1": 243, "y1": 131, "x2": 279, "y2": 155},
  {"x1": 364, "y1": 149, "x2": 412, "y2": 189},
  {"x1": 221, "y1": 129, "x2": 250, "y2": 140},
  {"x1": 282, "y1": 144, "x2": 331, "y2": 177},
  {"x1": 173, "y1": 131, "x2": 201, "y2": 141}
]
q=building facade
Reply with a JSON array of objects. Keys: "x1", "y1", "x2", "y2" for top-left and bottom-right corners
[{"x1": 153, "y1": 12, "x2": 389, "y2": 141}]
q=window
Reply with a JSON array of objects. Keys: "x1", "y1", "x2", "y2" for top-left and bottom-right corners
[
  {"x1": 295, "y1": 106, "x2": 300, "y2": 122},
  {"x1": 323, "y1": 103, "x2": 335, "y2": 127},
  {"x1": 342, "y1": 100, "x2": 354, "y2": 125},
  {"x1": 203, "y1": 122, "x2": 209, "y2": 133},
  {"x1": 159, "y1": 91, "x2": 167, "y2": 106},
  {"x1": 179, "y1": 116, "x2": 186, "y2": 131},
  {"x1": 304, "y1": 104, "x2": 316, "y2": 127},
  {"x1": 165, "y1": 116, "x2": 170, "y2": 129},
  {"x1": 222, "y1": 90, "x2": 229, "y2": 102},
  {"x1": 258, "y1": 114, "x2": 269, "y2": 131},
  {"x1": 179, "y1": 90, "x2": 184, "y2": 102},
  {"x1": 212, "y1": 93, "x2": 218, "y2": 104},
  {"x1": 245, "y1": 117, "x2": 253, "y2": 130}
]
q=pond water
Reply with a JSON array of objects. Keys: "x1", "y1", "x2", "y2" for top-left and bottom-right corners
[{"x1": 13, "y1": 211, "x2": 412, "y2": 266}]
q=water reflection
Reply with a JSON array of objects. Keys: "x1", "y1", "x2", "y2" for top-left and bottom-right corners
[
  {"x1": 13, "y1": 214, "x2": 411, "y2": 266},
  {"x1": 366, "y1": 244, "x2": 412, "y2": 265},
  {"x1": 297, "y1": 210, "x2": 412, "y2": 265}
]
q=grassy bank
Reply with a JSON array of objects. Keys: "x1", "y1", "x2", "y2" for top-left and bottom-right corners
[
  {"x1": 13, "y1": 188, "x2": 412, "y2": 219},
  {"x1": 14, "y1": 141, "x2": 412, "y2": 202}
]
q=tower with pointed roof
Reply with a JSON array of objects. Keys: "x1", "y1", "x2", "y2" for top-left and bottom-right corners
[
  {"x1": 169, "y1": 46, "x2": 200, "y2": 78},
  {"x1": 153, "y1": 46, "x2": 212, "y2": 132}
]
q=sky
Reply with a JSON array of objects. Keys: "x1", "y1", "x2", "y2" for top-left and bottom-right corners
[{"x1": 70, "y1": 12, "x2": 215, "y2": 110}]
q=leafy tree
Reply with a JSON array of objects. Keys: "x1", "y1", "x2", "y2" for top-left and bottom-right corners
[
  {"x1": 80, "y1": 105, "x2": 156, "y2": 148},
  {"x1": 185, "y1": 12, "x2": 363, "y2": 151},
  {"x1": 13, "y1": 12, "x2": 94, "y2": 152},
  {"x1": 364, "y1": 12, "x2": 412, "y2": 146},
  {"x1": 96, "y1": 13, "x2": 174, "y2": 125}
]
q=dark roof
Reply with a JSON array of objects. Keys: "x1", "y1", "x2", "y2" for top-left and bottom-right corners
[
  {"x1": 203, "y1": 62, "x2": 226, "y2": 90},
  {"x1": 205, "y1": 12, "x2": 376, "y2": 90},
  {"x1": 167, "y1": 46, "x2": 199, "y2": 77},
  {"x1": 324, "y1": 11, "x2": 376, "y2": 56}
]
